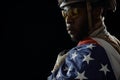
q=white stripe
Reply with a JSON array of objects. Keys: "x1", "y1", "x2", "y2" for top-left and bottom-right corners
[{"x1": 92, "y1": 37, "x2": 120, "y2": 80}]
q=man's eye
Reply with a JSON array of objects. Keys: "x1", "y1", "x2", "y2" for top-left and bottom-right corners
[
  {"x1": 68, "y1": 10, "x2": 73, "y2": 17},
  {"x1": 61, "y1": 8, "x2": 79, "y2": 18},
  {"x1": 71, "y1": 8, "x2": 78, "y2": 16},
  {"x1": 73, "y1": 8, "x2": 78, "y2": 15}
]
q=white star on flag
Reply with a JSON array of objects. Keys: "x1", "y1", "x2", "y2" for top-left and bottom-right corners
[
  {"x1": 71, "y1": 51, "x2": 78, "y2": 60},
  {"x1": 86, "y1": 44, "x2": 95, "y2": 49},
  {"x1": 63, "y1": 66, "x2": 68, "y2": 71},
  {"x1": 77, "y1": 48, "x2": 82, "y2": 51},
  {"x1": 99, "y1": 64, "x2": 110, "y2": 75},
  {"x1": 75, "y1": 71, "x2": 88, "y2": 80},
  {"x1": 67, "y1": 66, "x2": 72, "y2": 75},
  {"x1": 82, "y1": 53, "x2": 94, "y2": 64}
]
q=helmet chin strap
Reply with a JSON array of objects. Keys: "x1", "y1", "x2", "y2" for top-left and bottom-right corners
[{"x1": 86, "y1": 0, "x2": 93, "y2": 34}]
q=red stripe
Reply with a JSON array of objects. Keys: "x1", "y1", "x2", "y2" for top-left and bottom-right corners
[{"x1": 77, "y1": 37, "x2": 99, "y2": 46}]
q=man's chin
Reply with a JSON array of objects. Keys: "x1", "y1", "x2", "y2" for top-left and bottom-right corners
[
  {"x1": 70, "y1": 35, "x2": 79, "y2": 42},
  {"x1": 70, "y1": 35, "x2": 85, "y2": 42}
]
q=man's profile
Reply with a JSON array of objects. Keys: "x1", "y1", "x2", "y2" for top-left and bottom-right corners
[{"x1": 48, "y1": 0, "x2": 120, "y2": 80}]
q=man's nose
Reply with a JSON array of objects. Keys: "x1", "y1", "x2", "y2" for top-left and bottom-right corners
[{"x1": 65, "y1": 16, "x2": 73, "y2": 24}]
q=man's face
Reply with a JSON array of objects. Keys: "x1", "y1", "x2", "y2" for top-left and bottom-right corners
[{"x1": 61, "y1": 4, "x2": 89, "y2": 42}]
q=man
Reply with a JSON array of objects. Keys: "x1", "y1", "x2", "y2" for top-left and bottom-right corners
[{"x1": 48, "y1": 0, "x2": 120, "y2": 80}]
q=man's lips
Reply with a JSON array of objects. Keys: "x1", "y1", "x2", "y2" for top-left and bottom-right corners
[
  {"x1": 68, "y1": 30, "x2": 73, "y2": 34},
  {"x1": 66, "y1": 25, "x2": 74, "y2": 34},
  {"x1": 67, "y1": 27, "x2": 74, "y2": 34}
]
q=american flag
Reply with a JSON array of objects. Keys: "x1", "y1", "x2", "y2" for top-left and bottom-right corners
[{"x1": 48, "y1": 38, "x2": 116, "y2": 80}]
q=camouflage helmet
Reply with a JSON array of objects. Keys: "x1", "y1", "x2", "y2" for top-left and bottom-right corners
[{"x1": 58, "y1": 0, "x2": 116, "y2": 12}]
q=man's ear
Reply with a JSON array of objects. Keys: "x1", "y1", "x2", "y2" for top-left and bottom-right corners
[
  {"x1": 92, "y1": 7, "x2": 104, "y2": 22},
  {"x1": 92, "y1": 7, "x2": 104, "y2": 18}
]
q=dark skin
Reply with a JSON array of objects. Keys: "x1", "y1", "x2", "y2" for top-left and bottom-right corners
[
  {"x1": 61, "y1": 3, "x2": 103, "y2": 42},
  {"x1": 61, "y1": 4, "x2": 89, "y2": 42}
]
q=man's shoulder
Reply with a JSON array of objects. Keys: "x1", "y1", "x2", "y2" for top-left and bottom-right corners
[{"x1": 67, "y1": 38, "x2": 107, "y2": 59}]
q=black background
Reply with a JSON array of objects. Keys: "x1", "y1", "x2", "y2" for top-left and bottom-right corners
[{"x1": 2, "y1": 0, "x2": 120, "y2": 80}]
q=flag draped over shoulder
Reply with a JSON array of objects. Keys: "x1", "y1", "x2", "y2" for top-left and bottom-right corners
[{"x1": 48, "y1": 39, "x2": 116, "y2": 80}]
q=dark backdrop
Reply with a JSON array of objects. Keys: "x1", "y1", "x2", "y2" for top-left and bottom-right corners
[{"x1": 2, "y1": 0, "x2": 120, "y2": 80}]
